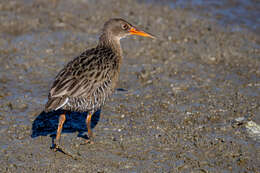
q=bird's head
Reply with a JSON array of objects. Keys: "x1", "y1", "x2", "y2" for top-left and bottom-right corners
[{"x1": 102, "y1": 18, "x2": 155, "y2": 41}]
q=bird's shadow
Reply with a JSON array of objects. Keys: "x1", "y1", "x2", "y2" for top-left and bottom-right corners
[
  {"x1": 31, "y1": 88, "x2": 126, "y2": 149},
  {"x1": 31, "y1": 109, "x2": 101, "y2": 140}
]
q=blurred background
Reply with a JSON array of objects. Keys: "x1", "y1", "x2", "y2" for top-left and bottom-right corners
[
  {"x1": 0, "y1": 0, "x2": 259, "y2": 172},
  {"x1": 142, "y1": 0, "x2": 260, "y2": 33}
]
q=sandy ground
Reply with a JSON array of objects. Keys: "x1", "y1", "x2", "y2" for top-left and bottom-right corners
[{"x1": 0, "y1": 0, "x2": 259, "y2": 172}]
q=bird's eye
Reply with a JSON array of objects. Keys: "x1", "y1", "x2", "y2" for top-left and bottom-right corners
[{"x1": 121, "y1": 24, "x2": 129, "y2": 30}]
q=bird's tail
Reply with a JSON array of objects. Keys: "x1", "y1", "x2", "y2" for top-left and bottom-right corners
[{"x1": 45, "y1": 97, "x2": 68, "y2": 112}]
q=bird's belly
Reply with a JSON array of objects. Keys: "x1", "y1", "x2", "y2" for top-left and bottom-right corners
[
  {"x1": 63, "y1": 88, "x2": 113, "y2": 112},
  {"x1": 63, "y1": 97, "x2": 100, "y2": 113}
]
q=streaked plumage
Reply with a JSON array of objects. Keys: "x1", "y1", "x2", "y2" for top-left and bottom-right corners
[
  {"x1": 45, "y1": 46, "x2": 118, "y2": 113},
  {"x1": 44, "y1": 18, "x2": 154, "y2": 152}
]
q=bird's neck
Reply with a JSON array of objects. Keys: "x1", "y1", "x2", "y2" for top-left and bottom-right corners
[{"x1": 98, "y1": 33, "x2": 122, "y2": 56}]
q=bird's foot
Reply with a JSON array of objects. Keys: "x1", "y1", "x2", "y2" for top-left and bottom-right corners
[
  {"x1": 51, "y1": 143, "x2": 80, "y2": 160},
  {"x1": 85, "y1": 138, "x2": 94, "y2": 144},
  {"x1": 51, "y1": 143, "x2": 60, "y2": 151},
  {"x1": 79, "y1": 135, "x2": 94, "y2": 145}
]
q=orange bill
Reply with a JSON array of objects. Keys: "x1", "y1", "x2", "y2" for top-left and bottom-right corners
[{"x1": 129, "y1": 27, "x2": 156, "y2": 39}]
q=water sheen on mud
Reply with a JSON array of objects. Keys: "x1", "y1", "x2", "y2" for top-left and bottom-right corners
[{"x1": 0, "y1": 0, "x2": 259, "y2": 172}]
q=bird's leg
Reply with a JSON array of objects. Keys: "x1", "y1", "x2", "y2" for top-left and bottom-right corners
[
  {"x1": 52, "y1": 113, "x2": 80, "y2": 159},
  {"x1": 86, "y1": 113, "x2": 94, "y2": 144},
  {"x1": 54, "y1": 113, "x2": 66, "y2": 150}
]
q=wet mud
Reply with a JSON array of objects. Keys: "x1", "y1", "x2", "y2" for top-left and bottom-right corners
[{"x1": 0, "y1": 0, "x2": 259, "y2": 172}]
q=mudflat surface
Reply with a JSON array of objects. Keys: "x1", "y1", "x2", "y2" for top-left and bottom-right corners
[{"x1": 0, "y1": 0, "x2": 259, "y2": 172}]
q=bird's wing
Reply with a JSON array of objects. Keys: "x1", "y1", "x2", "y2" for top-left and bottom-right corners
[{"x1": 48, "y1": 48, "x2": 116, "y2": 99}]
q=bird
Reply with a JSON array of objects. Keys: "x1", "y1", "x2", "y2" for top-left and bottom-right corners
[{"x1": 44, "y1": 18, "x2": 155, "y2": 151}]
